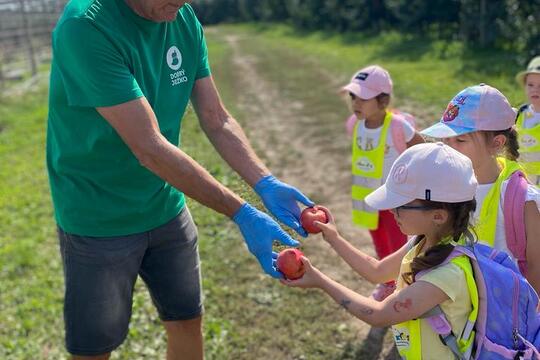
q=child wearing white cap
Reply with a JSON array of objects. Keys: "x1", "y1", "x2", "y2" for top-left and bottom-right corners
[
  {"x1": 341, "y1": 65, "x2": 424, "y2": 301},
  {"x1": 515, "y1": 55, "x2": 540, "y2": 185},
  {"x1": 421, "y1": 84, "x2": 540, "y2": 295},
  {"x1": 282, "y1": 142, "x2": 477, "y2": 359}
]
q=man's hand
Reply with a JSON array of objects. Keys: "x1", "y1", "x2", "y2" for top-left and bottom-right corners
[
  {"x1": 233, "y1": 203, "x2": 300, "y2": 278},
  {"x1": 254, "y1": 175, "x2": 314, "y2": 237}
]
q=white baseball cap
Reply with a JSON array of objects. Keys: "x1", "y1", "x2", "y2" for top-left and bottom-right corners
[
  {"x1": 342, "y1": 65, "x2": 393, "y2": 100},
  {"x1": 365, "y1": 142, "x2": 477, "y2": 210}
]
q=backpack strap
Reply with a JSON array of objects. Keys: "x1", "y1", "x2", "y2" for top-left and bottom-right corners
[
  {"x1": 390, "y1": 113, "x2": 408, "y2": 154},
  {"x1": 503, "y1": 170, "x2": 529, "y2": 276},
  {"x1": 516, "y1": 333, "x2": 540, "y2": 358},
  {"x1": 345, "y1": 114, "x2": 358, "y2": 137},
  {"x1": 417, "y1": 246, "x2": 478, "y2": 360},
  {"x1": 419, "y1": 306, "x2": 467, "y2": 360},
  {"x1": 515, "y1": 103, "x2": 529, "y2": 123}
]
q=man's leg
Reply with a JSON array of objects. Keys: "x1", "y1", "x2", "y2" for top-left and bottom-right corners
[
  {"x1": 57, "y1": 227, "x2": 147, "y2": 358},
  {"x1": 139, "y1": 208, "x2": 204, "y2": 359},
  {"x1": 163, "y1": 316, "x2": 203, "y2": 360}
]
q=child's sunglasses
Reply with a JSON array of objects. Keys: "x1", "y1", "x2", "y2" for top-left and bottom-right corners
[{"x1": 395, "y1": 204, "x2": 437, "y2": 216}]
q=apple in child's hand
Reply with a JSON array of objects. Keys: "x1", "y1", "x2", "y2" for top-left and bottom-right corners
[
  {"x1": 300, "y1": 206, "x2": 328, "y2": 234},
  {"x1": 276, "y1": 248, "x2": 305, "y2": 280}
]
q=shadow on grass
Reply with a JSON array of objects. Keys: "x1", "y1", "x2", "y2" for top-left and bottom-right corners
[
  {"x1": 459, "y1": 47, "x2": 521, "y2": 80},
  {"x1": 338, "y1": 326, "x2": 399, "y2": 360}
]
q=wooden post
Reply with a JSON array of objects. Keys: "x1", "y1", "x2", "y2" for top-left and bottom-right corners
[
  {"x1": 19, "y1": 0, "x2": 38, "y2": 76},
  {"x1": 0, "y1": 47, "x2": 4, "y2": 91}
]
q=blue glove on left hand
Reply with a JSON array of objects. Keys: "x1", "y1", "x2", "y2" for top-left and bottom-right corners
[
  {"x1": 254, "y1": 175, "x2": 315, "y2": 237},
  {"x1": 233, "y1": 202, "x2": 299, "y2": 278}
]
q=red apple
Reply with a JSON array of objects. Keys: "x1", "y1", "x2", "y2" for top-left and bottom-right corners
[
  {"x1": 276, "y1": 248, "x2": 305, "y2": 280},
  {"x1": 300, "y1": 206, "x2": 328, "y2": 234}
]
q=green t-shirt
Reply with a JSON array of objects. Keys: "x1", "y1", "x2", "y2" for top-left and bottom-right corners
[{"x1": 46, "y1": 0, "x2": 211, "y2": 236}]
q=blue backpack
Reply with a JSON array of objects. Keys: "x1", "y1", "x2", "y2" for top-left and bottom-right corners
[{"x1": 419, "y1": 243, "x2": 540, "y2": 359}]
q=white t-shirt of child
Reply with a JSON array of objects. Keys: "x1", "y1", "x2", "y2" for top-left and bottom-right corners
[
  {"x1": 473, "y1": 179, "x2": 540, "y2": 262},
  {"x1": 355, "y1": 119, "x2": 415, "y2": 181},
  {"x1": 520, "y1": 105, "x2": 540, "y2": 185}
]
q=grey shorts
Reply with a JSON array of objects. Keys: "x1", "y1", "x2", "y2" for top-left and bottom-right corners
[{"x1": 57, "y1": 207, "x2": 202, "y2": 356}]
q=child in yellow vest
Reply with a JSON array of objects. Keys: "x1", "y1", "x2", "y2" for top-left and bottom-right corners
[
  {"x1": 341, "y1": 65, "x2": 424, "y2": 301},
  {"x1": 283, "y1": 142, "x2": 477, "y2": 359},
  {"x1": 515, "y1": 56, "x2": 540, "y2": 185},
  {"x1": 421, "y1": 84, "x2": 540, "y2": 295}
]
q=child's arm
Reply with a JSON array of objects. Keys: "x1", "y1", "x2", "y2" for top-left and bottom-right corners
[
  {"x1": 314, "y1": 206, "x2": 408, "y2": 284},
  {"x1": 406, "y1": 131, "x2": 424, "y2": 147},
  {"x1": 282, "y1": 257, "x2": 449, "y2": 328},
  {"x1": 524, "y1": 201, "x2": 540, "y2": 295}
]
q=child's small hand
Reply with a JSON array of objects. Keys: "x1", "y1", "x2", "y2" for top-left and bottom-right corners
[
  {"x1": 280, "y1": 256, "x2": 323, "y2": 289},
  {"x1": 313, "y1": 205, "x2": 339, "y2": 243}
]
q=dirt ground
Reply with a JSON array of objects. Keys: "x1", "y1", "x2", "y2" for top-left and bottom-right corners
[{"x1": 224, "y1": 34, "x2": 402, "y2": 360}]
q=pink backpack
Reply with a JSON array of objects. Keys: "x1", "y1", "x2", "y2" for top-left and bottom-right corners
[
  {"x1": 345, "y1": 110, "x2": 416, "y2": 154},
  {"x1": 503, "y1": 170, "x2": 529, "y2": 276}
]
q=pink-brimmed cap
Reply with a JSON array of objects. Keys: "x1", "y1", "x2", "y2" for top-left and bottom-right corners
[
  {"x1": 342, "y1": 65, "x2": 393, "y2": 100},
  {"x1": 421, "y1": 84, "x2": 516, "y2": 139}
]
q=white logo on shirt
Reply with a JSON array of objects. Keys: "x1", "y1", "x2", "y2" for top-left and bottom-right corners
[
  {"x1": 166, "y1": 46, "x2": 182, "y2": 71},
  {"x1": 166, "y1": 45, "x2": 188, "y2": 86}
]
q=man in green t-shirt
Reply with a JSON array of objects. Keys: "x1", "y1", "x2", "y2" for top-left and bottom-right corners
[{"x1": 47, "y1": 1, "x2": 313, "y2": 358}]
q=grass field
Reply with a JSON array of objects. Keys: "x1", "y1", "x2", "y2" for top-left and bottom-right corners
[{"x1": 0, "y1": 23, "x2": 528, "y2": 359}]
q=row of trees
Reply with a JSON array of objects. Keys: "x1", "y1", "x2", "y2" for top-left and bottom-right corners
[{"x1": 192, "y1": 0, "x2": 539, "y2": 60}]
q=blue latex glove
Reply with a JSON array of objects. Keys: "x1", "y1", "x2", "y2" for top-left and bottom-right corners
[
  {"x1": 254, "y1": 175, "x2": 315, "y2": 237},
  {"x1": 233, "y1": 202, "x2": 299, "y2": 278}
]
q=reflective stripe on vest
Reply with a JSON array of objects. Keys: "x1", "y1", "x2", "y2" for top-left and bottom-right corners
[
  {"x1": 476, "y1": 158, "x2": 523, "y2": 246},
  {"x1": 516, "y1": 107, "x2": 540, "y2": 175},
  {"x1": 352, "y1": 199, "x2": 377, "y2": 213},
  {"x1": 351, "y1": 111, "x2": 392, "y2": 229},
  {"x1": 393, "y1": 253, "x2": 478, "y2": 359},
  {"x1": 520, "y1": 151, "x2": 540, "y2": 162},
  {"x1": 352, "y1": 175, "x2": 382, "y2": 189}
]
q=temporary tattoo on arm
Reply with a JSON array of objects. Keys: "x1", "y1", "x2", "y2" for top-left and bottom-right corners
[
  {"x1": 340, "y1": 299, "x2": 373, "y2": 315},
  {"x1": 359, "y1": 307, "x2": 374, "y2": 315},
  {"x1": 340, "y1": 299, "x2": 351, "y2": 310},
  {"x1": 393, "y1": 298, "x2": 412, "y2": 313}
]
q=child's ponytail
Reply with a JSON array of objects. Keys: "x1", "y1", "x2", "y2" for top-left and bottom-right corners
[{"x1": 504, "y1": 127, "x2": 520, "y2": 161}]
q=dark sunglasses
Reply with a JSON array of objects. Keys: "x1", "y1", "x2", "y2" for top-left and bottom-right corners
[
  {"x1": 395, "y1": 204, "x2": 437, "y2": 216},
  {"x1": 349, "y1": 92, "x2": 357, "y2": 100}
]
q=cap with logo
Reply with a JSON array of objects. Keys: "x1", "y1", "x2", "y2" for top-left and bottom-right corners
[
  {"x1": 342, "y1": 65, "x2": 393, "y2": 100},
  {"x1": 516, "y1": 56, "x2": 540, "y2": 85},
  {"x1": 365, "y1": 142, "x2": 477, "y2": 210},
  {"x1": 420, "y1": 84, "x2": 516, "y2": 139}
]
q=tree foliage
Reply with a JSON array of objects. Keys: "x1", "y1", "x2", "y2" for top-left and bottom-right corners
[{"x1": 191, "y1": 0, "x2": 540, "y2": 59}]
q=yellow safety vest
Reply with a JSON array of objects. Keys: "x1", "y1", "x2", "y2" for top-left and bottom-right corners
[
  {"x1": 516, "y1": 106, "x2": 540, "y2": 176},
  {"x1": 476, "y1": 158, "x2": 523, "y2": 246},
  {"x1": 351, "y1": 111, "x2": 392, "y2": 229},
  {"x1": 392, "y1": 255, "x2": 479, "y2": 359}
]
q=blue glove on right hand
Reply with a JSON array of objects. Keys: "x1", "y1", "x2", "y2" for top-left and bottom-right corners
[
  {"x1": 233, "y1": 202, "x2": 299, "y2": 278},
  {"x1": 254, "y1": 175, "x2": 314, "y2": 237}
]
